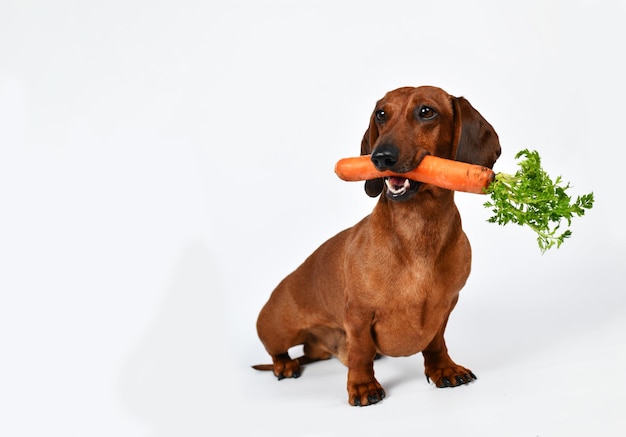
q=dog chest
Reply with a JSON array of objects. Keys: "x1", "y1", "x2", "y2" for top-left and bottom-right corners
[{"x1": 370, "y1": 297, "x2": 453, "y2": 357}]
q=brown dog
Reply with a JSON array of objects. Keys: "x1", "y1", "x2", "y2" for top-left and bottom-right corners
[{"x1": 254, "y1": 85, "x2": 501, "y2": 406}]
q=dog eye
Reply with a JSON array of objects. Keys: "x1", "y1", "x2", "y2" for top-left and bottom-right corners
[
  {"x1": 375, "y1": 110, "x2": 386, "y2": 122},
  {"x1": 417, "y1": 106, "x2": 437, "y2": 120}
]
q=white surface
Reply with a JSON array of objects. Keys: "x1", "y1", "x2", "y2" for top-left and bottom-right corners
[{"x1": 1, "y1": 1, "x2": 625, "y2": 436}]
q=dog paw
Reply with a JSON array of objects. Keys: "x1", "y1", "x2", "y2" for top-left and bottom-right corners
[
  {"x1": 272, "y1": 355, "x2": 302, "y2": 380},
  {"x1": 425, "y1": 366, "x2": 476, "y2": 388},
  {"x1": 347, "y1": 380, "x2": 386, "y2": 406}
]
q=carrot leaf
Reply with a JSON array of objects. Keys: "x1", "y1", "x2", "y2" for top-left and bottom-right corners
[{"x1": 483, "y1": 149, "x2": 594, "y2": 253}]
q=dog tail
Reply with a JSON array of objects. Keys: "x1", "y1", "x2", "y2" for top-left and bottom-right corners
[
  {"x1": 251, "y1": 363, "x2": 274, "y2": 371},
  {"x1": 251, "y1": 355, "x2": 318, "y2": 371}
]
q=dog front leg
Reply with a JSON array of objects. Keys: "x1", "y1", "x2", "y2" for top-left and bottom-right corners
[
  {"x1": 422, "y1": 300, "x2": 477, "y2": 388},
  {"x1": 344, "y1": 312, "x2": 385, "y2": 406}
]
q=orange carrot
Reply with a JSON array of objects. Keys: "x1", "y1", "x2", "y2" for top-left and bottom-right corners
[{"x1": 334, "y1": 155, "x2": 495, "y2": 194}]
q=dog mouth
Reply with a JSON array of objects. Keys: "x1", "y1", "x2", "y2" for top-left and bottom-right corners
[{"x1": 384, "y1": 176, "x2": 422, "y2": 201}]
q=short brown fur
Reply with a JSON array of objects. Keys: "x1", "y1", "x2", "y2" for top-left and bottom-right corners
[{"x1": 255, "y1": 86, "x2": 501, "y2": 406}]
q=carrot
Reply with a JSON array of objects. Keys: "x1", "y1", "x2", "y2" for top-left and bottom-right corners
[
  {"x1": 334, "y1": 155, "x2": 495, "y2": 194},
  {"x1": 335, "y1": 150, "x2": 595, "y2": 252}
]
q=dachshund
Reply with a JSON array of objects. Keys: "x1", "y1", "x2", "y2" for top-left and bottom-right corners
[{"x1": 254, "y1": 85, "x2": 501, "y2": 406}]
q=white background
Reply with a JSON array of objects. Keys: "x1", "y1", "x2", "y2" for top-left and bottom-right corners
[{"x1": 1, "y1": 1, "x2": 625, "y2": 436}]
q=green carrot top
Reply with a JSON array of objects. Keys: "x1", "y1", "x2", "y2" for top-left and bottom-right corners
[{"x1": 483, "y1": 149, "x2": 594, "y2": 253}]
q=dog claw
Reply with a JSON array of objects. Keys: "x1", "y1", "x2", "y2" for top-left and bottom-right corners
[
  {"x1": 276, "y1": 369, "x2": 301, "y2": 380},
  {"x1": 349, "y1": 383, "x2": 386, "y2": 406},
  {"x1": 463, "y1": 372, "x2": 477, "y2": 383},
  {"x1": 426, "y1": 366, "x2": 477, "y2": 388},
  {"x1": 369, "y1": 389, "x2": 386, "y2": 405},
  {"x1": 367, "y1": 395, "x2": 380, "y2": 405},
  {"x1": 352, "y1": 391, "x2": 385, "y2": 407}
]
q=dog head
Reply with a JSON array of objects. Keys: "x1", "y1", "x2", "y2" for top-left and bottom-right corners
[{"x1": 360, "y1": 86, "x2": 501, "y2": 201}]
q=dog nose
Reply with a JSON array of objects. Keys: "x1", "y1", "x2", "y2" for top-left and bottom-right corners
[{"x1": 371, "y1": 144, "x2": 399, "y2": 171}]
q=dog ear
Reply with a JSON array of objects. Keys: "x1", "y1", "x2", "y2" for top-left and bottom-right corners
[
  {"x1": 452, "y1": 97, "x2": 501, "y2": 169},
  {"x1": 361, "y1": 116, "x2": 384, "y2": 197}
]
